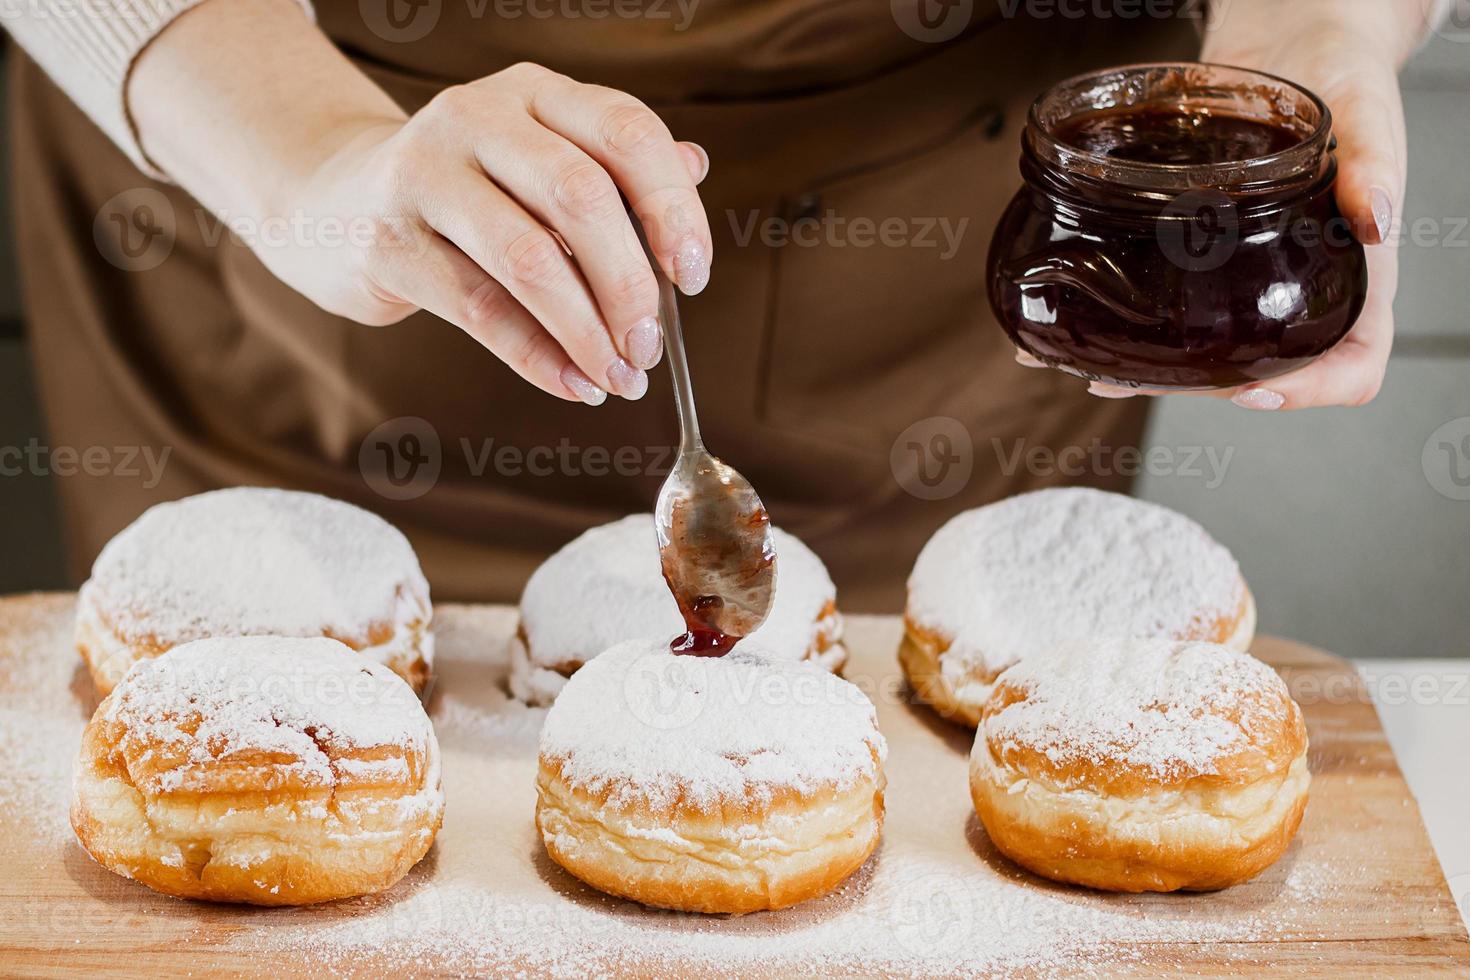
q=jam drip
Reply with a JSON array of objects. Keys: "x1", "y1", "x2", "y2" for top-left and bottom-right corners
[
  {"x1": 660, "y1": 506, "x2": 776, "y2": 658},
  {"x1": 669, "y1": 595, "x2": 742, "y2": 657}
]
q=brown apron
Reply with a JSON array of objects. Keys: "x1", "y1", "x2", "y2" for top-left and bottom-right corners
[{"x1": 8, "y1": 3, "x2": 1200, "y2": 611}]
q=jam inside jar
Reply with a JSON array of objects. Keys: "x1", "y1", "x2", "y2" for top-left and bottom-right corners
[{"x1": 987, "y1": 63, "x2": 1368, "y2": 390}]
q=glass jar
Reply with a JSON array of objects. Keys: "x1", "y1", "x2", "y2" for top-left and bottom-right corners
[{"x1": 986, "y1": 63, "x2": 1367, "y2": 390}]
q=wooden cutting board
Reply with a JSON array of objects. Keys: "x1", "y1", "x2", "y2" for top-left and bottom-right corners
[{"x1": 1, "y1": 593, "x2": 1466, "y2": 978}]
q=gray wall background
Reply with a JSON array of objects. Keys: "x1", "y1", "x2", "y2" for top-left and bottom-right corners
[{"x1": 0, "y1": 37, "x2": 1466, "y2": 659}]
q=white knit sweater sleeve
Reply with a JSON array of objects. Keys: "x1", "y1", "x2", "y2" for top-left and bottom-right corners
[{"x1": 1, "y1": 0, "x2": 315, "y2": 179}]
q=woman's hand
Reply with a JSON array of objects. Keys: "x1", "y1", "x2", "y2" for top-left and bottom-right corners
[
  {"x1": 1025, "y1": 0, "x2": 1432, "y2": 410},
  {"x1": 1195, "y1": 0, "x2": 1415, "y2": 409},
  {"x1": 131, "y1": 0, "x2": 711, "y2": 405},
  {"x1": 264, "y1": 65, "x2": 712, "y2": 405}
]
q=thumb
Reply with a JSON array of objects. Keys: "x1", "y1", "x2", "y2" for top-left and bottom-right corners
[{"x1": 1322, "y1": 66, "x2": 1407, "y2": 246}]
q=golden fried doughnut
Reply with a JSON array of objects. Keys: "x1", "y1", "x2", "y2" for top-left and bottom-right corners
[
  {"x1": 902, "y1": 487, "x2": 1253, "y2": 727},
  {"x1": 71, "y1": 636, "x2": 444, "y2": 905},
  {"x1": 970, "y1": 637, "x2": 1308, "y2": 892},
  {"x1": 535, "y1": 639, "x2": 885, "y2": 914},
  {"x1": 76, "y1": 487, "x2": 434, "y2": 695}
]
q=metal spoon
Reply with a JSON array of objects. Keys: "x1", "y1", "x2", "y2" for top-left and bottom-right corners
[{"x1": 642, "y1": 239, "x2": 776, "y2": 652}]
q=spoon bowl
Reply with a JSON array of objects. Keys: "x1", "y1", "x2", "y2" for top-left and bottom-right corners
[{"x1": 655, "y1": 448, "x2": 776, "y2": 645}]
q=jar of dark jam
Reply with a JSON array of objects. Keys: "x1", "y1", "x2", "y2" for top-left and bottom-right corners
[{"x1": 987, "y1": 63, "x2": 1368, "y2": 389}]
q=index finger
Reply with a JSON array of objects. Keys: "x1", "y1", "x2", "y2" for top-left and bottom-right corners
[{"x1": 528, "y1": 77, "x2": 713, "y2": 295}]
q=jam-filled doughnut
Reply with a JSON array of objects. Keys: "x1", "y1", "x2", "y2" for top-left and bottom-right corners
[
  {"x1": 510, "y1": 514, "x2": 844, "y2": 705},
  {"x1": 901, "y1": 488, "x2": 1253, "y2": 727},
  {"x1": 71, "y1": 636, "x2": 444, "y2": 905},
  {"x1": 535, "y1": 638, "x2": 886, "y2": 914},
  {"x1": 971, "y1": 637, "x2": 1309, "y2": 892},
  {"x1": 76, "y1": 487, "x2": 434, "y2": 695}
]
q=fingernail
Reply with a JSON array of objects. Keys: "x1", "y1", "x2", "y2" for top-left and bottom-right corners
[
  {"x1": 674, "y1": 238, "x2": 710, "y2": 296},
  {"x1": 1232, "y1": 387, "x2": 1285, "y2": 411},
  {"x1": 1087, "y1": 381, "x2": 1137, "y2": 399},
  {"x1": 606, "y1": 357, "x2": 648, "y2": 401},
  {"x1": 685, "y1": 142, "x2": 710, "y2": 183},
  {"x1": 626, "y1": 316, "x2": 662, "y2": 370},
  {"x1": 1015, "y1": 349, "x2": 1046, "y2": 369},
  {"x1": 560, "y1": 365, "x2": 607, "y2": 406},
  {"x1": 1370, "y1": 188, "x2": 1393, "y2": 244}
]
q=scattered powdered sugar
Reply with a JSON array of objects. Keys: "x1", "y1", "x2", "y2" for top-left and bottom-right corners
[
  {"x1": 539, "y1": 638, "x2": 884, "y2": 812},
  {"x1": 907, "y1": 487, "x2": 1245, "y2": 680},
  {"x1": 983, "y1": 638, "x2": 1293, "y2": 780},
  {"x1": 1283, "y1": 861, "x2": 1337, "y2": 906},
  {"x1": 2, "y1": 601, "x2": 1365, "y2": 975},
  {"x1": 0, "y1": 594, "x2": 90, "y2": 849},
  {"x1": 518, "y1": 514, "x2": 840, "y2": 670},
  {"x1": 0, "y1": 709, "x2": 82, "y2": 847},
  {"x1": 80, "y1": 487, "x2": 430, "y2": 648},
  {"x1": 105, "y1": 636, "x2": 433, "y2": 793}
]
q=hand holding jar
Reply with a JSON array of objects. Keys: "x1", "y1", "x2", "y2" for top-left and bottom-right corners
[{"x1": 994, "y1": 0, "x2": 1425, "y2": 411}]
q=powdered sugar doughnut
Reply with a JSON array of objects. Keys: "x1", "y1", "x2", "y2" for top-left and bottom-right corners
[
  {"x1": 510, "y1": 514, "x2": 844, "y2": 706},
  {"x1": 535, "y1": 638, "x2": 886, "y2": 914},
  {"x1": 70, "y1": 636, "x2": 444, "y2": 905},
  {"x1": 970, "y1": 638, "x2": 1309, "y2": 892},
  {"x1": 76, "y1": 488, "x2": 434, "y2": 695},
  {"x1": 900, "y1": 488, "x2": 1253, "y2": 727}
]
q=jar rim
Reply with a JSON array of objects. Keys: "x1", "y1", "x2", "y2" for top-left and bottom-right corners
[{"x1": 1025, "y1": 62, "x2": 1333, "y2": 193}]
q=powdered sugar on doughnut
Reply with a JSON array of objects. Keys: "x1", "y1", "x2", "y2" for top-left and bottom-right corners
[
  {"x1": 518, "y1": 514, "x2": 841, "y2": 670},
  {"x1": 81, "y1": 488, "x2": 431, "y2": 660},
  {"x1": 982, "y1": 638, "x2": 1295, "y2": 781},
  {"x1": 908, "y1": 488, "x2": 1243, "y2": 681},
  {"x1": 539, "y1": 638, "x2": 884, "y2": 812},
  {"x1": 104, "y1": 636, "x2": 435, "y2": 798}
]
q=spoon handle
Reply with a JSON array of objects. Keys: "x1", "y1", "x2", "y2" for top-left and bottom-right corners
[
  {"x1": 655, "y1": 269, "x2": 703, "y2": 454},
  {"x1": 629, "y1": 204, "x2": 704, "y2": 455}
]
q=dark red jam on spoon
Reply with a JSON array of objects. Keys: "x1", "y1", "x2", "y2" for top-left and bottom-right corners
[{"x1": 658, "y1": 494, "x2": 776, "y2": 657}]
